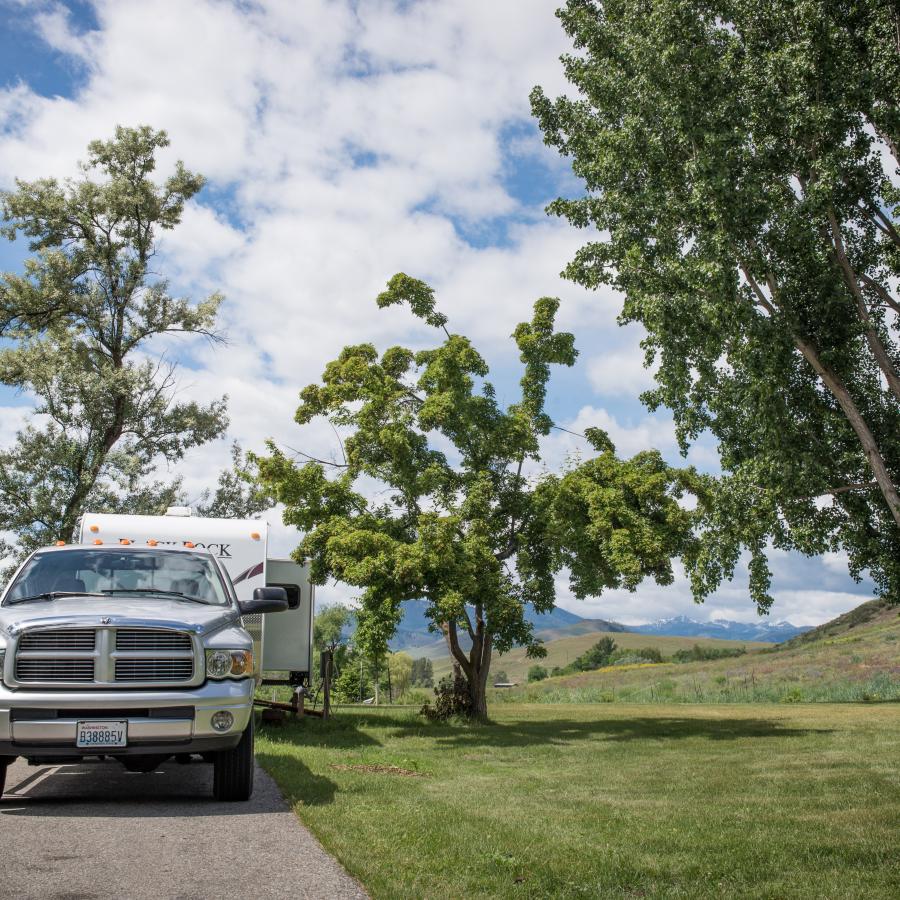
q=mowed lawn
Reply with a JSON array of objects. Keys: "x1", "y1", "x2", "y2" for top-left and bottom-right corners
[{"x1": 256, "y1": 703, "x2": 899, "y2": 899}]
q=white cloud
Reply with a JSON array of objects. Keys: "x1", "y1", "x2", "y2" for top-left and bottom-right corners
[
  {"x1": 539, "y1": 405, "x2": 679, "y2": 466},
  {"x1": 588, "y1": 346, "x2": 658, "y2": 398},
  {"x1": 0, "y1": 0, "x2": 874, "y2": 619}
]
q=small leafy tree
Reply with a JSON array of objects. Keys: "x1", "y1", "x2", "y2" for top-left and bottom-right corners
[
  {"x1": 410, "y1": 657, "x2": 434, "y2": 688},
  {"x1": 195, "y1": 443, "x2": 273, "y2": 518},
  {"x1": 528, "y1": 664, "x2": 549, "y2": 682},
  {"x1": 572, "y1": 637, "x2": 617, "y2": 672},
  {"x1": 313, "y1": 602, "x2": 352, "y2": 688},
  {"x1": 0, "y1": 125, "x2": 227, "y2": 555},
  {"x1": 332, "y1": 648, "x2": 371, "y2": 704},
  {"x1": 532, "y1": 0, "x2": 900, "y2": 605},
  {"x1": 257, "y1": 274, "x2": 702, "y2": 719},
  {"x1": 387, "y1": 651, "x2": 414, "y2": 699}
]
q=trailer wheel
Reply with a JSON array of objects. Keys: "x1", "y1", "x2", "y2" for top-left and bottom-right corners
[{"x1": 212, "y1": 718, "x2": 254, "y2": 801}]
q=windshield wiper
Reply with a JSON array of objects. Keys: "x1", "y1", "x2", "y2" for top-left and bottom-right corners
[
  {"x1": 5, "y1": 591, "x2": 108, "y2": 605},
  {"x1": 100, "y1": 588, "x2": 209, "y2": 605}
]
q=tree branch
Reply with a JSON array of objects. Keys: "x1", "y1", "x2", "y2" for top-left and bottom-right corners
[
  {"x1": 825, "y1": 208, "x2": 900, "y2": 403},
  {"x1": 820, "y1": 481, "x2": 879, "y2": 496},
  {"x1": 859, "y1": 273, "x2": 900, "y2": 317},
  {"x1": 283, "y1": 444, "x2": 350, "y2": 468}
]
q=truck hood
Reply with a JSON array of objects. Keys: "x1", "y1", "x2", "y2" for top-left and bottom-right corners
[{"x1": 0, "y1": 595, "x2": 240, "y2": 638}]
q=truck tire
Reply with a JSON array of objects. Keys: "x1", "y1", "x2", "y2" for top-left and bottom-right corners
[
  {"x1": 0, "y1": 757, "x2": 12, "y2": 797},
  {"x1": 213, "y1": 718, "x2": 254, "y2": 801}
]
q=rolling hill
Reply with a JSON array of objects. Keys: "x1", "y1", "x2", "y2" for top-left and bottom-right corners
[
  {"x1": 494, "y1": 599, "x2": 900, "y2": 704},
  {"x1": 428, "y1": 629, "x2": 768, "y2": 683}
]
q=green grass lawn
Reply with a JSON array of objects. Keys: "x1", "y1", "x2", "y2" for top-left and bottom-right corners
[{"x1": 256, "y1": 703, "x2": 900, "y2": 899}]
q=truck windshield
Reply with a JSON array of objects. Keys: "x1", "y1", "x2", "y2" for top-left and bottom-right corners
[{"x1": 4, "y1": 549, "x2": 232, "y2": 607}]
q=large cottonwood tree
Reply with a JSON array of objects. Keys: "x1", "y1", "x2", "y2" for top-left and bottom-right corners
[
  {"x1": 0, "y1": 126, "x2": 227, "y2": 554},
  {"x1": 532, "y1": 0, "x2": 900, "y2": 605},
  {"x1": 256, "y1": 274, "x2": 703, "y2": 718}
]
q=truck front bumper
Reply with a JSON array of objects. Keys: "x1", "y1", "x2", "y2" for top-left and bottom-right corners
[{"x1": 0, "y1": 679, "x2": 253, "y2": 758}]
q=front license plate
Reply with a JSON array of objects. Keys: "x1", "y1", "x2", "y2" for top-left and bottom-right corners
[{"x1": 76, "y1": 721, "x2": 127, "y2": 749}]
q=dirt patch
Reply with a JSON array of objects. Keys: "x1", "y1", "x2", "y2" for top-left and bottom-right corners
[{"x1": 329, "y1": 763, "x2": 426, "y2": 777}]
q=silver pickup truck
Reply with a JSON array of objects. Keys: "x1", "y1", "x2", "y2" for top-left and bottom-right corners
[{"x1": 0, "y1": 543, "x2": 287, "y2": 801}]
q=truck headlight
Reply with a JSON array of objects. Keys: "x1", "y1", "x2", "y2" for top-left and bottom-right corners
[{"x1": 206, "y1": 649, "x2": 253, "y2": 679}]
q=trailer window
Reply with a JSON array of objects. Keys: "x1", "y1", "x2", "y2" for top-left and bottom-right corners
[
  {"x1": 5, "y1": 549, "x2": 232, "y2": 606},
  {"x1": 270, "y1": 582, "x2": 301, "y2": 610}
]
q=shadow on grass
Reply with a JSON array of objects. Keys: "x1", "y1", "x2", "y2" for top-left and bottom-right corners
[
  {"x1": 253, "y1": 749, "x2": 339, "y2": 806},
  {"x1": 384, "y1": 716, "x2": 833, "y2": 749},
  {"x1": 259, "y1": 710, "x2": 831, "y2": 753}
]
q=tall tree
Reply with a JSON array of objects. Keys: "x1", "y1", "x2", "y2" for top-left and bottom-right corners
[
  {"x1": 256, "y1": 274, "x2": 702, "y2": 718},
  {"x1": 195, "y1": 442, "x2": 273, "y2": 519},
  {"x1": 0, "y1": 125, "x2": 227, "y2": 554},
  {"x1": 532, "y1": 0, "x2": 900, "y2": 605},
  {"x1": 387, "y1": 651, "x2": 414, "y2": 700}
]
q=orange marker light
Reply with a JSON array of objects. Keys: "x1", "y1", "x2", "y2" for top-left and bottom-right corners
[
  {"x1": 147, "y1": 539, "x2": 158, "y2": 547},
  {"x1": 89, "y1": 525, "x2": 99, "y2": 533},
  {"x1": 55, "y1": 540, "x2": 65, "y2": 546},
  {"x1": 120, "y1": 539, "x2": 131, "y2": 545},
  {"x1": 250, "y1": 532, "x2": 260, "y2": 541},
  {"x1": 184, "y1": 541, "x2": 195, "y2": 548},
  {"x1": 93, "y1": 539, "x2": 103, "y2": 545}
]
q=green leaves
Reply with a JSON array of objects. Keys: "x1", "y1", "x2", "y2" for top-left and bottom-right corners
[
  {"x1": 535, "y1": 0, "x2": 900, "y2": 604},
  {"x1": 259, "y1": 273, "x2": 702, "y2": 716},
  {"x1": 0, "y1": 126, "x2": 227, "y2": 554},
  {"x1": 376, "y1": 272, "x2": 449, "y2": 331}
]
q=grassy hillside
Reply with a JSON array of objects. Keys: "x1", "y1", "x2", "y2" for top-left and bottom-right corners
[
  {"x1": 258, "y1": 704, "x2": 900, "y2": 899},
  {"x1": 494, "y1": 601, "x2": 900, "y2": 704},
  {"x1": 426, "y1": 629, "x2": 767, "y2": 683},
  {"x1": 775, "y1": 597, "x2": 896, "y2": 649}
]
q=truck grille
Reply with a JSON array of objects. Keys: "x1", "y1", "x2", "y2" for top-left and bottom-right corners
[
  {"x1": 115, "y1": 658, "x2": 194, "y2": 682},
  {"x1": 12, "y1": 627, "x2": 197, "y2": 688},
  {"x1": 19, "y1": 630, "x2": 96, "y2": 652},
  {"x1": 116, "y1": 630, "x2": 192, "y2": 652},
  {"x1": 16, "y1": 659, "x2": 96, "y2": 683}
]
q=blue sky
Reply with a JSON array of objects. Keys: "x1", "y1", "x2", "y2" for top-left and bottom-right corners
[{"x1": 0, "y1": 0, "x2": 876, "y2": 625}]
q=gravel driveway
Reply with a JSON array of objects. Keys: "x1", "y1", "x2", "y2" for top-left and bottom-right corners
[{"x1": 0, "y1": 757, "x2": 368, "y2": 900}]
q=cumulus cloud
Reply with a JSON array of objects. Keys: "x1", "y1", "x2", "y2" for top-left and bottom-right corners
[
  {"x1": 588, "y1": 346, "x2": 658, "y2": 398},
  {"x1": 0, "y1": 0, "x2": 875, "y2": 624}
]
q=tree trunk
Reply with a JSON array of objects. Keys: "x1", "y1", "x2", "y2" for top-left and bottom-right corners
[
  {"x1": 793, "y1": 333, "x2": 900, "y2": 529},
  {"x1": 443, "y1": 620, "x2": 493, "y2": 721},
  {"x1": 740, "y1": 259, "x2": 900, "y2": 530}
]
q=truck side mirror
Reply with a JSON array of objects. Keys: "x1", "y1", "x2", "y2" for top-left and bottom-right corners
[{"x1": 239, "y1": 586, "x2": 289, "y2": 615}]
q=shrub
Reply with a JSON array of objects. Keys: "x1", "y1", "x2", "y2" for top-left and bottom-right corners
[
  {"x1": 528, "y1": 665, "x2": 549, "y2": 682},
  {"x1": 572, "y1": 637, "x2": 617, "y2": 671},
  {"x1": 672, "y1": 644, "x2": 746, "y2": 663},
  {"x1": 420, "y1": 665, "x2": 473, "y2": 721},
  {"x1": 492, "y1": 669, "x2": 510, "y2": 684}
]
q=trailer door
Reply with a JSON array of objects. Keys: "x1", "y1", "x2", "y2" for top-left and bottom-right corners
[{"x1": 263, "y1": 559, "x2": 313, "y2": 680}]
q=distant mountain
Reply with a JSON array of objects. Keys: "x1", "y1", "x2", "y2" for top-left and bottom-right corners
[
  {"x1": 385, "y1": 601, "x2": 603, "y2": 650},
  {"x1": 631, "y1": 615, "x2": 810, "y2": 643},
  {"x1": 343, "y1": 601, "x2": 810, "y2": 650}
]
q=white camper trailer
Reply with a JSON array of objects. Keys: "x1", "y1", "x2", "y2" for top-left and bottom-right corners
[{"x1": 76, "y1": 509, "x2": 314, "y2": 686}]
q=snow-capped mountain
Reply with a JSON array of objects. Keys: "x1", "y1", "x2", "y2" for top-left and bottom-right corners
[{"x1": 630, "y1": 615, "x2": 810, "y2": 643}]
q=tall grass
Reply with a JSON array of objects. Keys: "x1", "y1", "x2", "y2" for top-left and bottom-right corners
[{"x1": 494, "y1": 672, "x2": 900, "y2": 705}]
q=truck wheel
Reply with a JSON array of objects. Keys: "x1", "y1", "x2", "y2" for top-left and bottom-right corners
[
  {"x1": 212, "y1": 718, "x2": 254, "y2": 801},
  {"x1": 0, "y1": 757, "x2": 13, "y2": 797}
]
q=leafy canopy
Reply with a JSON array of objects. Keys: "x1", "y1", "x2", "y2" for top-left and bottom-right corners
[
  {"x1": 532, "y1": 0, "x2": 900, "y2": 606},
  {"x1": 0, "y1": 125, "x2": 227, "y2": 553},
  {"x1": 257, "y1": 274, "x2": 703, "y2": 717}
]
